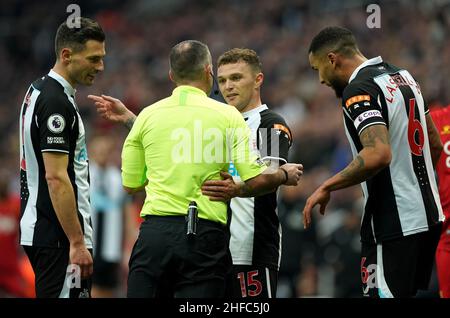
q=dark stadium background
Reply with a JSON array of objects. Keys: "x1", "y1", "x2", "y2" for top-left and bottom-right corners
[{"x1": 1, "y1": 0, "x2": 448, "y2": 297}]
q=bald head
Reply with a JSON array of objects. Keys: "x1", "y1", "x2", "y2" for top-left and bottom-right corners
[{"x1": 169, "y1": 40, "x2": 212, "y2": 83}]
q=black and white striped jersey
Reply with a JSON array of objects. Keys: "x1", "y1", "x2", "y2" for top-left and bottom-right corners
[
  {"x1": 228, "y1": 104, "x2": 292, "y2": 270},
  {"x1": 90, "y1": 162, "x2": 125, "y2": 262},
  {"x1": 342, "y1": 56, "x2": 444, "y2": 244},
  {"x1": 19, "y1": 70, "x2": 93, "y2": 248}
]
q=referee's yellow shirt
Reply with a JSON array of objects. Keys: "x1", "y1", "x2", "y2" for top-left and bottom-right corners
[{"x1": 121, "y1": 85, "x2": 267, "y2": 224}]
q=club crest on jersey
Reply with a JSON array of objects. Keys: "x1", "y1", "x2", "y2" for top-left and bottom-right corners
[{"x1": 47, "y1": 114, "x2": 65, "y2": 133}]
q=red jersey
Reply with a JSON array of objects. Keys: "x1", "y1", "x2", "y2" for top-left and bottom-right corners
[
  {"x1": 430, "y1": 106, "x2": 450, "y2": 219},
  {"x1": 0, "y1": 194, "x2": 23, "y2": 295},
  {"x1": 431, "y1": 106, "x2": 450, "y2": 250}
]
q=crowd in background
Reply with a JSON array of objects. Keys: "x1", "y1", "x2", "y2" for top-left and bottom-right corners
[{"x1": 0, "y1": 0, "x2": 449, "y2": 297}]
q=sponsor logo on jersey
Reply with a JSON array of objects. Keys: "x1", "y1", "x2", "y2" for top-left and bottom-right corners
[
  {"x1": 345, "y1": 95, "x2": 371, "y2": 108},
  {"x1": 47, "y1": 136, "x2": 65, "y2": 144},
  {"x1": 354, "y1": 110, "x2": 383, "y2": 129}
]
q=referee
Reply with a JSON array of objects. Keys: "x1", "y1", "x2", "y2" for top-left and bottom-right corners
[
  {"x1": 120, "y1": 40, "x2": 302, "y2": 298},
  {"x1": 19, "y1": 18, "x2": 105, "y2": 298}
]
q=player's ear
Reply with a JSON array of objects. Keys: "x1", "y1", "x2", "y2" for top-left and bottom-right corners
[
  {"x1": 255, "y1": 72, "x2": 264, "y2": 89},
  {"x1": 327, "y1": 52, "x2": 337, "y2": 68},
  {"x1": 60, "y1": 48, "x2": 72, "y2": 64}
]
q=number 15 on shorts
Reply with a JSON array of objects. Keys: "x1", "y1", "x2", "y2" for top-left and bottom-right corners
[{"x1": 237, "y1": 270, "x2": 262, "y2": 297}]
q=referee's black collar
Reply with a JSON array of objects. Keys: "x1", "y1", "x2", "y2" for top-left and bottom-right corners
[{"x1": 48, "y1": 69, "x2": 76, "y2": 97}]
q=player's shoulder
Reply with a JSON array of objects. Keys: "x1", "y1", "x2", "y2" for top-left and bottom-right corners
[
  {"x1": 344, "y1": 61, "x2": 400, "y2": 98},
  {"x1": 342, "y1": 76, "x2": 382, "y2": 106},
  {"x1": 138, "y1": 97, "x2": 172, "y2": 116},
  {"x1": 344, "y1": 74, "x2": 376, "y2": 94},
  {"x1": 34, "y1": 76, "x2": 74, "y2": 112},
  {"x1": 259, "y1": 108, "x2": 289, "y2": 128},
  {"x1": 35, "y1": 75, "x2": 66, "y2": 98},
  {"x1": 259, "y1": 107, "x2": 293, "y2": 145}
]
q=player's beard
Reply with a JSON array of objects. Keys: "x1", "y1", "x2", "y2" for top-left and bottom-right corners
[{"x1": 329, "y1": 76, "x2": 348, "y2": 98}]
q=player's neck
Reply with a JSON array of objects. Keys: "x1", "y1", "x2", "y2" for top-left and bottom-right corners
[
  {"x1": 240, "y1": 95, "x2": 262, "y2": 114},
  {"x1": 52, "y1": 63, "x2": 76, "y2": 88},
  {"x1": 344, "y1": 54, "x2": 368, "y2": 84}
]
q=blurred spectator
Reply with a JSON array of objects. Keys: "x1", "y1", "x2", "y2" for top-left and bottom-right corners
[
  {"x1": 89, "y1": 135, "x2": 132, "y2": 297},
  {"x1": 0, "y1": 171, "x2": 34, "y2": 297}
]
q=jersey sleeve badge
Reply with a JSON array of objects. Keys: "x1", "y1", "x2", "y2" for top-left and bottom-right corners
[{"x1": 47, "y1": 114, "x2": 66, "y2": 134}]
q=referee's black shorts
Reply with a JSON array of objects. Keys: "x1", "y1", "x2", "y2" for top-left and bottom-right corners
[
  {"x1": 361, "y1": 223, "x2": 441, "y2": 298},
  {"x1": 23, "y1": 246, "x2": 92, "y2": 298},
  {"x1": 127, "y1": 215, "x2": 231, "y2": 298}
]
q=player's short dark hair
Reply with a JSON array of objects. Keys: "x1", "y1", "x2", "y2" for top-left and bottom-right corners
[
  {"x1": 217, "y1": 48, "x2": 262, "y2": 73},
  {"x1": 169, "y1": 40, "x2": 211, "y2": 82},
  {"x1": 309, "y1": 26, "x2": 359, "y2": 57},
  {"x1": 55, "y1": 17, "x2": 105, "y2": 59}
]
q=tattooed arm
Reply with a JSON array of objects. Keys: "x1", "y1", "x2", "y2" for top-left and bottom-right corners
[
  {"x1": 326, "y1": 125, "x2": 392, "y2": 190},
  {"x1": 303, "y1": 124, "x2": 391, "y2": 228}
]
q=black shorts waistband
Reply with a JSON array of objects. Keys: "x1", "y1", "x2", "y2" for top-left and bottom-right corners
[{"x1": 143, "y1": 214, "x2": 227, "y2": 229}]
